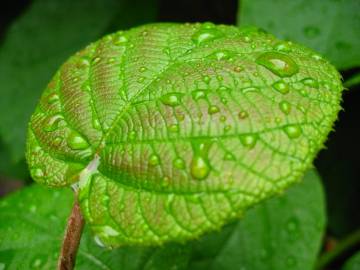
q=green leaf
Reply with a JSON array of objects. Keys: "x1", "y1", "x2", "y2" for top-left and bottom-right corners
[
  {"x1": 0, "y1": 184, "x2": 190, "y2": 270},
  {"x1": 0, "y1": 169, "x2": 324, "y2": 270},
  {"x1": 343, "y1": 251, "x2": 360, "y2": 270},
  {"x1": 26, "y1": 23, "x2": 343, "y2": 246},
  {"x1": 0, "y1": 0, "x2": 158, "y2": 163},
  {"x1": 238, "y1": 0, "x2": 360, "y2": 70},
  {"x1": 188, "y1": 169, "x2": 325, "y2": 270}
]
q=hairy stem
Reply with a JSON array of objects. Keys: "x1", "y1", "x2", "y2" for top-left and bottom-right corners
[
  {"x1": 58, "y1": 191, "x2": 85, "y2": 270},
  {"x1": 316, "y1": 228, "x2": 360, "y2": 269}
]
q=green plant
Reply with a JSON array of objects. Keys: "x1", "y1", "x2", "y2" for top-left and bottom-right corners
[
  {"x1": 23, "y1": 22, "x2": 343, "y2": 268},
  {"x1": 1, "y1": 1, "x2": 359, "y2": 270}
]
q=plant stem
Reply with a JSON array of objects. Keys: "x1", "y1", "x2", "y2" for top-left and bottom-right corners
[
  {"x1": 58, "y1": 192, "x2": 85, "y2": 270},
  {"x1": 316, "y1": 228, "x2": 360, "y2": 269}
]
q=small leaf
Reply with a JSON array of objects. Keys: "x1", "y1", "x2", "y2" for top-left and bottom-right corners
[
  {"x1": 26, "y1": 23, "x2": 343, "y2": 246},
  {"x1": 343, "y1": 251, "x2": 360, "y2": 270},
  {"x1": 238, "y1": 0, "x2": 360, "y2": 70},
  {"x1": 188, "y1": 170, "x2": 326, "y2": 270}
]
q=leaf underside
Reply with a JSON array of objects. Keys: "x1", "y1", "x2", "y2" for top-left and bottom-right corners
[{"x1": 26, "y1": 23, "x2": 343, "y2": 247}]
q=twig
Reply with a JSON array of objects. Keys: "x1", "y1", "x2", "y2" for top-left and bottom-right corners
[
  {"x1": 58, "y1": 191, "x2": 85, "y2": 270},
  {"x1": 316, "y1": 228, "x2": 360, "y2": 269}
]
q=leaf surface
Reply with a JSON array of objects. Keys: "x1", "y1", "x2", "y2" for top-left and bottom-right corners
[
  {"x1": 0, "y1": 0, "x2": 157, "y2": 163},
  {"x1": 26, "y1": 23, "x2": 343, "y2": 246},
  {"x1": 238, "y1": 0, "x2": 360, "y2": 70}
]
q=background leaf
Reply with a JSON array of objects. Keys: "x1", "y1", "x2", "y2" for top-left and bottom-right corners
[
  {"x1": 0, "y1": 169, "x2": 325, "y2": 270},
  {"x1": 188, "y1": 169, "x2": 325, "y2": 270},
  {"x1": 238, "y1": 0, "x2": 360, "y2": 70},
  {"x1": 0, "y1": 0, "x2": 158, "y2": 166},
  {"x1": 343, "y1": 251, "x2": 360, "y2": 270}
]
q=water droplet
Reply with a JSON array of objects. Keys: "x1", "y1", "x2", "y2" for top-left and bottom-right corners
[
  {"x1": 139, "y1": 66, "x2": 147, "y2": 72},
  {"x1": 242, "y1": 87, "x2": 259, "y2": 94},
  {"x1": 173, "y1": 157, "x2": 185, "y2": 169},
  {"x1": 224, "y1": 152, "x2": 235, "y2": 161},
  {"x1": 192, "y1": 89, "x2": 207, "y2": 101},
  {"x1": 32, "y1": 258, "x2": 42, "y2": 268},
  {"x1": 301, "y1": 77, "x2": 319, "y2": 88},
  {"x1": 239, "y1": 134, "x2": 258, "y2": 149},
  {"x1": 279, "y1": 100, "x2": 291, "y2": 114},
  {"x1": 190, "y1": 140, "x2": 212, "y2": 180},
  {"x1": 92, "y1": 57, "x2": 101, "y2": 64},
  {"x1": 238, "y1": 111, "x2": 249, "y2": 119},
  {"x1": 160, "y1": 92, "x2": 183, "y2": 107},
  {"x1": 92, "y1": 118, "x2": 101, "y2": 130},
  {"x1": 286, "y1": 217, "x2": 299, "y2": 233},
  {"x1": 137, "y1": 76, "x2": 145, "y2": 83},
  {"x1": 192, "y1": 24, "x2": 223, "y2": 45},
  {"x1": 274, "y1": 42, "x2": 291, "y2": 52},
  {"x1": 202, "y1": 75, "x2": 210, "y2": 83},
  {"x1": 283, "y1": 125, "x2": 302, "y2": 139},
  {"x1": 208, "y1": 50, "x2": 234, "y2": 60},
  {"x1": 311, "y1": 53, "x2": 322, "y2": 61},
  {"x1": 234, "y1": 66, "x2": 243, "y2": 72},
  {"x1": 256, "y1": 52, "x2": 299, "y2": 77},
  {"x1": 67, "y1": 131, "x2": 89, "y2": 150},
  {"x1": 44, "y1": 114, "x2": 64, "y2": 132},
  {"x1": 272, "y1": 80, "x2": 290, "y2": 94},
  {"x1": 208, "y1": 105, "x2": 220, "y2": 114},
  {"x1": 113, "y1": 34, "x2": 128, "y2": 45},
  {"x1": 94, "y1": 235, "x2": 105, "y2": 247},
  {"x1": 220, "y1": 115, "x2": 227, "y2": 122},
  {"x1": 304, "y1": 26, "x2": 320, "y2": 38},
  {"x1": 128, "y1": 130, "x2": 136, "y2": 140},
  {"x1": 47, "y1": 93, "x2": 59, "y2": 104},
  {"x1": 107, "y1": 57, "x2": 115, "y2": 64},
  {"x1": 31, "y1": 167, "x2": 44, "y2": 178},
  {"x1": 168, "y1": 124, "x2": 179, "y2": 132},
  {"x1": 53, "y1": 136, "x2": 63, "y2": 146},
  {"x1": 149, "y1": 154, "x2": 160, "y2": 166},
  {"x1": 224, "y1": 125, "x2": 232, "y2": 132}
]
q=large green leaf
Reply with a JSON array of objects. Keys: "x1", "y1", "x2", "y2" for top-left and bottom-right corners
[
  {"x1": 0, "y1": 0, "x2": 157, "y2": 164},
  {"x1": 26, "y1": 23, "x2": 343, "y2": 246},
  {"x1": 0, "y1": 184, "x2": 190, "y2": 270},
  {"x1": 238, "y1": 0, "x2": 360, "y2": 70},
  {"x1": 188, "y1": 170, "x2": 325, "y2": 270},
  {"x1": 0, "y1": 170, "x2": 325, "y2": 269}
]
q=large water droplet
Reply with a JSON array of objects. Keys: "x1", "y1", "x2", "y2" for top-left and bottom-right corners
[
  {"x1": 67, "y1": 131, "x2": 89, "y2": 150},
  {"x1": 44, "y1": 114, "x2": 64, "y2": 132},
  {"x1": 272, "y1": 80, "x2": 290, "y2": 94},
  {"x1": 239, "y1": 134, "x2": 258, "y2": 149},
  {"x1": 279, "y1": 100, "x2": 291, "y2": 115},
  {"x1": 256, "y1": 52, "x2": 299, "y2": 77},
  {"x1": 149, "y1": 154, "x2": 160, "y2": 166},
  {"x1": 190, "y1": 140, "x2": 212, "y2": 180},
  {"x1": 283, "y1": 125, "x2": 302, "y2": 139},
  {"x1": 160, "y1": 92, "x2": 183, "y2": 107}
]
